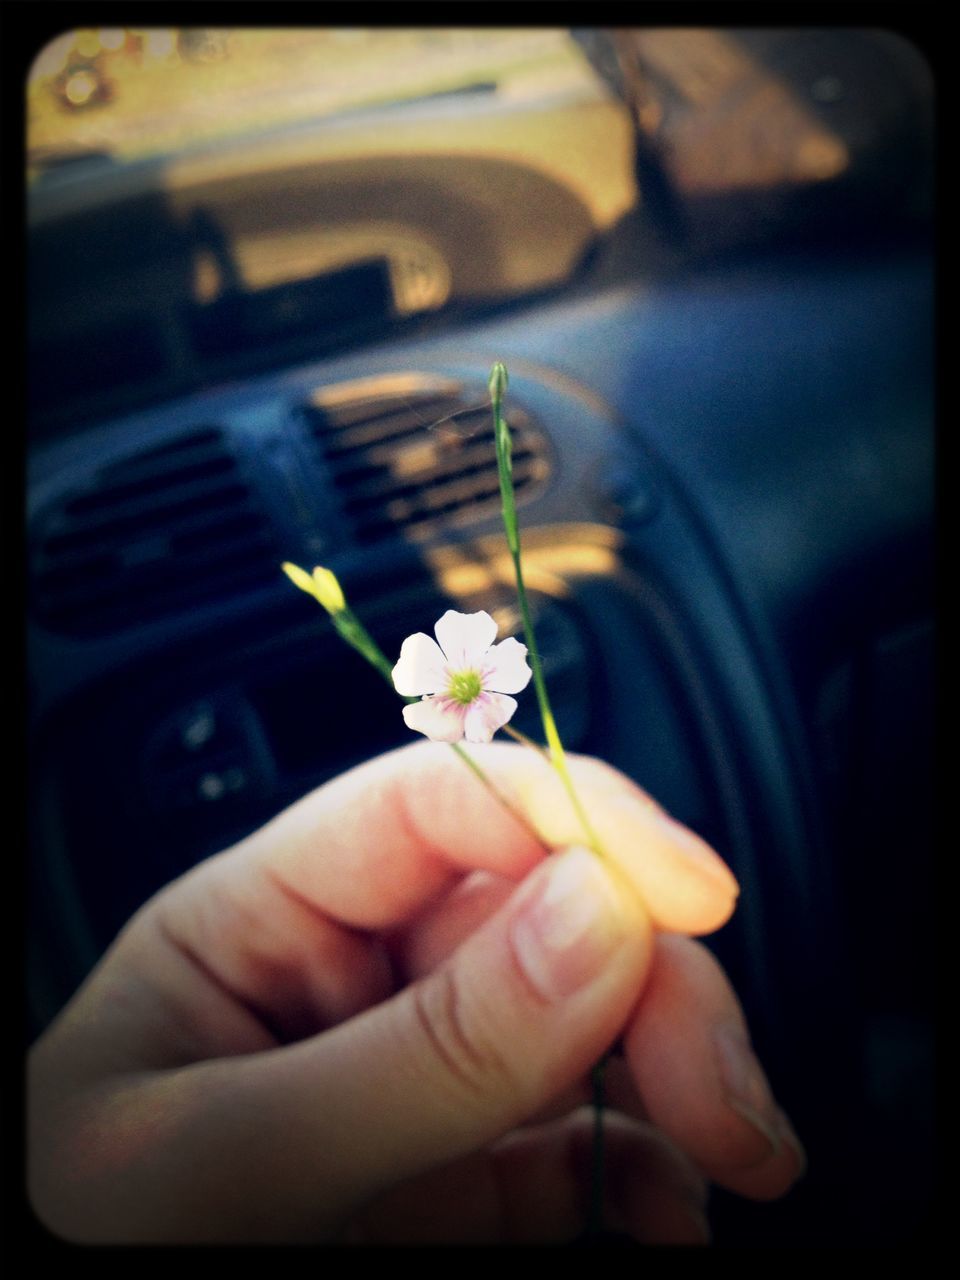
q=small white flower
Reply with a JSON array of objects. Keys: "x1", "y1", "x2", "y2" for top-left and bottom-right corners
[{"x1": 392, "y1": 609, "x2": 532, "y2": 744}]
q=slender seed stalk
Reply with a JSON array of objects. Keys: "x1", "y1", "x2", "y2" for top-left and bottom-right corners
[
  {"x1": 488, "y1": 362, "x2": 607, "y2": 862},
  {"x1": 489, "y1": 361, "x2": 611, "y2": 1239},
  {"x1": 501, "y1": 722, "x2": 550, "y2": 760},
  {"x1": 288, "y1": 360, "x2": 616, "y2": 1236}
]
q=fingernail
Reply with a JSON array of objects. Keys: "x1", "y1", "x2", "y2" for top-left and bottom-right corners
[
  {"x1": 650, "y1": 808, "x2": 740, "y2": 897},
  {"x1": 774, "y1": 1107, "x2": 808, "y2": 1179},
  {"x1": 510, "y1": 847, "x2": 628, "y2": 1001},
  {"x1": 714, "y1": 1024, "x2": 783, "y2": 1153}
]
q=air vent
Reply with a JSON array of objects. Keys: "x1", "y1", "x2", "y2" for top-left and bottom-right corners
[
  {"x1": 30, "y1": 427, "x2": 280, "y2": 636},
  {"x1": 305, "y1": 375, "x2": 551, "y2": 546}
]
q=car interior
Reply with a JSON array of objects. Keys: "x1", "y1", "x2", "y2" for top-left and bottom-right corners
[{"x1": 26, "y1": 27, "x2": 935, "y2": 1245}]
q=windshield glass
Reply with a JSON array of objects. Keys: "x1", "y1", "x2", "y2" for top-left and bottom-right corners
[
  {"x1": 28, "y1": 28, "x2": 611, "y2": 170},
  {"x1": 27, "y1": 28, "x2": 640, "y2": 435}
]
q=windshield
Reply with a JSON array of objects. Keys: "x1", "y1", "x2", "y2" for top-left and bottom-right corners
[
  {"x1": 27, "y1": 28, "x2": 640, "y2": 435},
  {"x1": 27, "y1": 28, "x2": 619, "y2": 177}
]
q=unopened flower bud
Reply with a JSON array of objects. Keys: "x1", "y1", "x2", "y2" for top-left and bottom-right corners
[
  {"x1": 281, "y1": 561, "x2": 346, "y2": 615},
  {"x1": 311, "y1": 566, "x2": 346, "y2": 615},
  {"x1": 488, "y1": 360, "x2": 509, "y2": 403}
]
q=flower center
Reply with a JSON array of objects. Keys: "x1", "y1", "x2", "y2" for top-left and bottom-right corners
[{"x1": 447, "y1": 668, "x2": 483, "y2": 706}]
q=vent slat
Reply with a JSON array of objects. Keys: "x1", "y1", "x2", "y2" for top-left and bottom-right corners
[
  {"x1": 66, "y1": 454, "x2": 237, "y2": 518},
  {"x1": 31, "y1": 426, "x2": 280, "y2": 637},
  {"x1": 35, "y1": 530, "x2": 276, "y2": 612},
  {"x1": 42, "y1": 481, "x2": 255, "y2": 557},
  {"x1": 307, "y1": 382, "x2": 549, "y2": 547},
  {"x1": 319, "y1": 392, "x2": 458, "y2": 432},
  {"x1": 342, "y1": 452, "x2": 543, "y2": 515},
  {"x1": 329, "y1": 433, "x2": 526, "y2": 489},
  {"x1": 39, "y1": 561, "x2": 277, "y2": 636},
  {"x1": 321, "y1": 401, "x2": 466, "y2": 453},
  {"x1": 35, "y1": 515, "x2": 269, "y2": 585}
]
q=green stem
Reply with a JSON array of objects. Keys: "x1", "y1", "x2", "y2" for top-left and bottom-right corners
[
  {"x1": 490, "y1": 361, "x2": 610, "y2": 1238},
  {"x1": 588, "y1": 1057, "x2": 608, "y2": 1235},
  {"x1": 501, "y1": 722, "x2": 550, "y2": 760},
  {"x1": 332, "y1": 610, "x2": 395, "y2": 684},
  {"x1": 489, "y1": 363, "x2": 607, "y2": 863}
]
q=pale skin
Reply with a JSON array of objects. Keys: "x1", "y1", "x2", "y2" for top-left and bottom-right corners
[{"x1": 28, "y1": 742, "x2": 805, "y2": 1244}]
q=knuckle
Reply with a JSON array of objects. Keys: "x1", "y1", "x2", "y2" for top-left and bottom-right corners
[{"x1": 411, "y1": 966, "x2": 515, "y2": 1103}]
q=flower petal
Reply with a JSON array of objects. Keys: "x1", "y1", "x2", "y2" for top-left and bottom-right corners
[
  {"x1": 463, "y1": 692, "x2": 518, "y2": 744},
  {"x1": 434, "y1": 610, "x2": 498, "y2": 670},
  {"x1": 392, "y1": 633, "x2": 449, "y2": 696},
  {"x1": 402, "y1": 696, "x2": 468, "y2": 743},
  {"x1": 483, "y1": 636, "x2": 532, "y2": 695}
]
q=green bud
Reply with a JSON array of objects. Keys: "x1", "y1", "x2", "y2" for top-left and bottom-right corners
[{"x1": 488, "y1": 361, "x2": 508, "y2": 403}]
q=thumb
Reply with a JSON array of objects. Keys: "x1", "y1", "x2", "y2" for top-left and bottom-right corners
[{"x1": 236, "y1": 845, "x2": 653, "y2": 1238}]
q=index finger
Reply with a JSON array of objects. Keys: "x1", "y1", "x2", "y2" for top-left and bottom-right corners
[{"x1": 235, "y1": 741, "x2": 738, "y2": 935}]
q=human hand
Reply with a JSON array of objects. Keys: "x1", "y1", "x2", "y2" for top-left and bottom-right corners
[{"x1": 28, "y1": 742, "x2": 804, "y2": 1244}]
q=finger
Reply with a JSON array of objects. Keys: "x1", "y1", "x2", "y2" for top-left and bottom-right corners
[
  {"x1": 395, "y1": 869, "x2": 517, "y2": 978},
  {"x1": 623, "y1": 934, "x2": 806, "y2": 1200},
  {"x1": 494, "y1": 1108, "x2": 710, "y2": 1245},
  {"x1": 233, "y1": 741, "x2": 547, "y2": 929},
  {"x1": 78, "y1": 742, "x2": 550, "y2": 1067},
  {"x1": 514, "y1": 751, "x2": 739, "y2": 936},
  {"x1": 470, "y1": 1046, "x2": 651, "y2": 1132},
  {"x1": 234, "y1": 845, "x2": 655, "y2": 1240},
  {"x1": 392, "y1": 877, "x2": 655, "y2": 1132},
  {"x1": 119, "y1": 742, "x2": 734, "y2": 1060},
  {"x1": 46, "y1": 741, "x2": 736, "y2": 1075},
  {"x1": 237, "y1": 740, "x2": 738, "y2": 934},
  {"x1": 33, "y1": 845, "x2": 654, "y2": 1242},
  {"x1": 345, "y1": 1109, "x2": 709, "y2": 1245}
]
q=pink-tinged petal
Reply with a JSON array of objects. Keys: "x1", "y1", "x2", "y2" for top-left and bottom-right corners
[
  {"x1": 392, "y1": 633, "x2": 449, "y2": 696},
  {"x1": 483, "y1": 636, "x2": 532, "y2": 695},
  {"x1": 434, "y1": 610, "x2": 498, "y2": 670},
  {"x1": 463, "y1": 692, "x2": 518, "y2": 744},
  {"x1": 402, "y1": 696, "x2": 468, "y2": 743}
]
